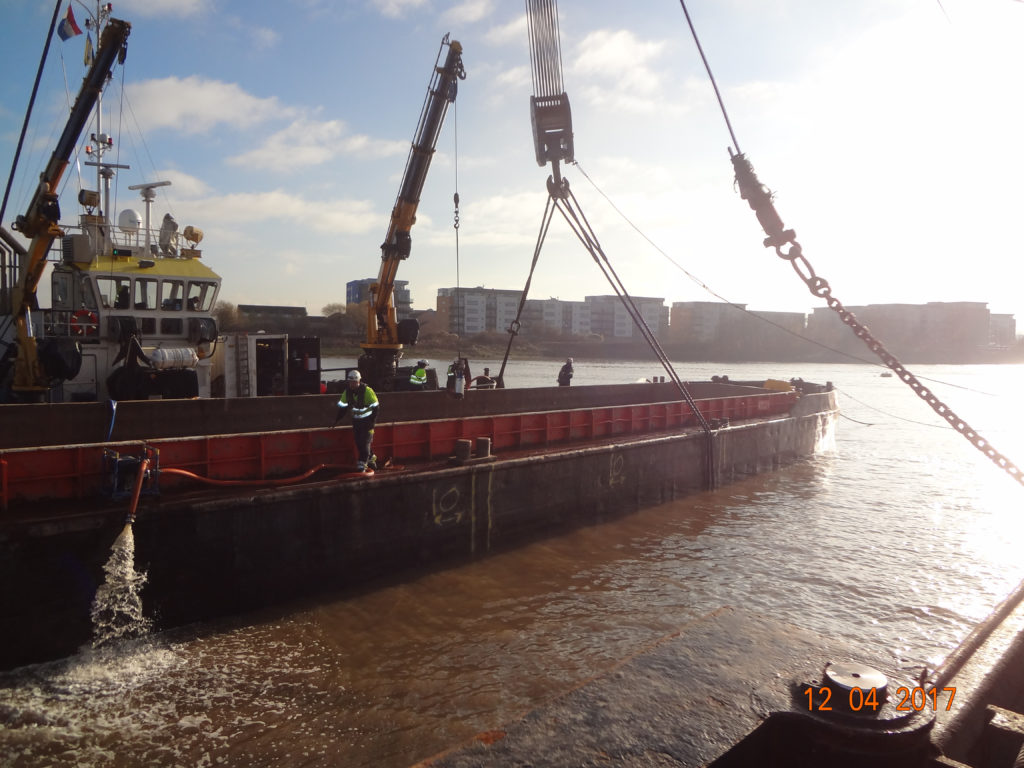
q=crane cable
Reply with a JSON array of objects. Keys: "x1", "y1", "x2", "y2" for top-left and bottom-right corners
[
  {"x1": 452, "y1": 98, "x2": 462, "y2": 362},
  {"x1": 496, "y1": 196, "x2": 558, "y2": 388},
  {"x1": 677, "y1": 0, "x2": 1024, "y2": 489},
  {"x1": 0, "y1": 1, "x2": 63, "y2": 229},
  {"x1": 574, "y1": 161, "x2": 999, "y2": 398},
  {"x1": 525, "y1": 0, "x2": 565, "y2": 97},
  {"x1": 500, "y1": 179, "x2": 718, "y2": 489},
  {"x1": 553, "y1": 182, "x2": 714, "y2": 436}
]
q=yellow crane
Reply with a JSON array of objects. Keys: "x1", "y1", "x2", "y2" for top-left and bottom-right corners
[
  {"x1": 358, "y1": 34, "x2": 465, "y2": 390},
  {"x1": 5, "y1": 18, "x2": 131, "y2": 400}
]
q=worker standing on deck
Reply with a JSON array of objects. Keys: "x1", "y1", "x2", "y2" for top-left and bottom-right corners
[
  {"x1": 335, "y1": 370, "x2": 379, "y2": 472},
  {"x1": 409, "y1": 359, "x2": 428, "y2": 390},
  {"x1": 557, "y1": 358, "x2": 574, "y2": 386}
]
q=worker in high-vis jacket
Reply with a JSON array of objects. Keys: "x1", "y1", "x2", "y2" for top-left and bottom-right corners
[
  {"x1": 409, "y1": 359, "x2": 428, "y2": 390},
  {"x1": 335, "y1": 369, "x2": 379, "y2": 471}
]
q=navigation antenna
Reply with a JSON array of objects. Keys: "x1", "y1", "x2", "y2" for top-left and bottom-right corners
[
  {"x1": 81, "y1": 2, "x2": 127, "y2": 230},
  {"x1": 127, "y1": 180, "x2": 172, "y2": 254}
]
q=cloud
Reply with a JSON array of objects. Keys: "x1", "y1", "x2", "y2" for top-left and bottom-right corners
[
  {"x1": 486, "y1": 14, "x2": 527, "y2": 47},
  {"x1": 151, "y1": 169, "x2": 212, "y2": 199},
  {"x1": 113, "y1": 0, "x2": 206, "y2": 16},
  {"x1": 450, "y1": 189, "x2": 547, "y2": 247},
  {"x1": 125, "y1": 76, "x2": 292, "y2": 135},
  {"x1": 369, "y1": 0, "x2": 428, "y2": 20},
  {"x1": 570, "y1": 29, "x2": 667, "y2": 97},
  {"x1": 223, "y1": 15, "x2": 280, "y2": 50},
  {"x1": 495, "y1": 65, "x2": 531, "y2": 90},
  {"x1": 563, "y1": 28, "x2": 684, "y2": 116},
  {"x1": 443, "y1": 0, "x2": 495, "y2": 25},
  {"x1": 182, "y1": 190, "x2": 378, "y2": 235},
  {"x1": 226, "y1": 118, "x2": 407, "y2": 171}
]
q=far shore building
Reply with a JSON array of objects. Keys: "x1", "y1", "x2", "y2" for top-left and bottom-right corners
[
  {"x1": 430, "y1": 288, "x2": 1015, "y2": 361},
  {"x1": 806, "y1": 301, "x2": 1006, "y2": 361},
  {"x1": 346, "y1": 278, "x2": 413, "y2": 321},
  {"x1": 586, "y1": 295, "x2": 667, "y2": 340},
  {"x1": 437, "y1": 288, "x2": 665, "y2": 339}
]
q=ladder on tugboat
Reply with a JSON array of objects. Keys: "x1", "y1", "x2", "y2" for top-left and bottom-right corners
[{"x1": 236, "y1": 340, "x2": 250, "y2": 397}]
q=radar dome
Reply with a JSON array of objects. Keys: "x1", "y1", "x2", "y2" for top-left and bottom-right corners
[{"x1": 118, "y1": 208, "x2": 142, "y2": 233}]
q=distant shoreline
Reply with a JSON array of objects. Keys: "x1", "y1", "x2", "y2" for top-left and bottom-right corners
[{"x1": 319, "y1": 339, "x2": 1024, "y2": 366}]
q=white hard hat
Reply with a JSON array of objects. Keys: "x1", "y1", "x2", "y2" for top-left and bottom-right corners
[{"x1": 347, "y1": 369, "x2": 362, "y2": 381}]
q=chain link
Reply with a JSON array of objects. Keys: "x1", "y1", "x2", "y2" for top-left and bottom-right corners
[{"x1": 732, "y1": 151, "x2": 1024, "y2": 488}]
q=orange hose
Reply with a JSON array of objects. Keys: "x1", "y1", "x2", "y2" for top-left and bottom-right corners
[
  {"x1": 160, "y1": 463, "x2": 353, "y2": 487},
  {"x1": 126, "y1": 457, "x2": 150, "y2": 523}
]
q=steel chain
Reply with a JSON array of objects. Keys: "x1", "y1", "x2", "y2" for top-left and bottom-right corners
[{"x1": 774, "y1": 241, "x2": 1024, "y2": 487}]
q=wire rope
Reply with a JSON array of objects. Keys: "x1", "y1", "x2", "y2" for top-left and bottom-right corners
[
  {"x1": 573, "y1": 162, "x2": 1000, "y2": 398},
  {"x1": 0, "y1": 0, "x2": 63, "y2": 228},
  {"x1": 452, "y1": 99, "x2": 462, "y2": 361},
  {"x1": 676, "y1": 0, "x2": 1024, "y2": 488}
]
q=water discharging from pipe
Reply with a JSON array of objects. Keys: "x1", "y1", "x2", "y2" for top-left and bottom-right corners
[{"x1": 89, "y1": 523, "x2": 152, "y2": 648}]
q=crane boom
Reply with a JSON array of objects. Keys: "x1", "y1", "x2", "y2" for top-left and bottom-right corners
[
  {"x1": 360, "y1": 34, "x2": 465, "y2": 390},
  {"x1": 7, "y1": 18, "x2": 131, "y2": 398}
]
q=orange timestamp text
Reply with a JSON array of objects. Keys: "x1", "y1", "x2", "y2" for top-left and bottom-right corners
[{"x1": 803, "y1": 685, "x2": 957, "y2": 712}]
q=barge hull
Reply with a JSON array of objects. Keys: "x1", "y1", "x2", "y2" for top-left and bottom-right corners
[{"x1": 0, "y1": 391, "x2": 835, "y2": 670}]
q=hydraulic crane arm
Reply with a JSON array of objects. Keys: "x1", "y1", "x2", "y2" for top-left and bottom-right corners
[
  {"x1": 12, "y1": 18, "x2": 130, "y2": 311},
  {"x1": 360, "y1": 34, "x2": 465, "y2": 389},
  {"x1": 7, "y1": 18, "x2": 130, "y2": 397}
]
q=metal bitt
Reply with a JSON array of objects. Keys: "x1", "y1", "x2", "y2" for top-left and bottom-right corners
[
  {"x1": 822, "y1": 662, "x2": 889, "y2": 711},
  {"x1": 786, "y1": 661, "x2": 935, "y2": 766},
  {"x1": 450, "y1": 437, "x2": 495, "y2": 467}
]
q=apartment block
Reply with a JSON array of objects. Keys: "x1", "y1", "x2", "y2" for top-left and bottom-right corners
[{"x1": 346, "y1": 278, "x2": 413, "y2": 320}]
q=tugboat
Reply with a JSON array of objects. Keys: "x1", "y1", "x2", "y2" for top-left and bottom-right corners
[{"x1": 0, "y1": 8, "x2": 220, "y2": 404}]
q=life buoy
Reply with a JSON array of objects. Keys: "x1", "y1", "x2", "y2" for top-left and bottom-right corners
[{"x1": 71, "y1": 309, "x2": 98, "y2": 337}]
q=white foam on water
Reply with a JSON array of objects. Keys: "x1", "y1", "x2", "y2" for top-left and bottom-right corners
[
  {"x1": 0, "y1": 621, "x2": 346, "y2": 767},
  {"x1": 89, "y1": 524, "x2": 152, "y2": 648}
]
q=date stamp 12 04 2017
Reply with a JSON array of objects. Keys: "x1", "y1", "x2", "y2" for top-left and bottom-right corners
[{"x1": 804, "y1": 685, "x2": 957, "y2": 713}]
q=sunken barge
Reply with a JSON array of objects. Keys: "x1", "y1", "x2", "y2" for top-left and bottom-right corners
[{"x1": 1, "y1": 378, "x2": 835, "y2": 670}]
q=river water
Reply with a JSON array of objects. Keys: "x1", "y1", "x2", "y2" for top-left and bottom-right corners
[{"x1": 3, "y1": 359, "x2": 1024, "y2": 767}]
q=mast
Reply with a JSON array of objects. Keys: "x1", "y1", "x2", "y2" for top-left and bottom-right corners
[{"x1": 82, "y1": 2, "x2": 129, "y2": 243}]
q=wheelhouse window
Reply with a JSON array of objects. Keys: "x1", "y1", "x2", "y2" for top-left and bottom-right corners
[
  {"x1": 80, "y1": 278, "x2": 98, "y2": 310},
  {"x1": 96, "y1": 276, "x2": 131, "y2": 309},
  {"x1": 51, "y1": 273, "x2": 71, "y2": 309},
  {"x1": 134, "y1": 278, "x2": 157, "y2": 310},
  {"x1": 187, "y1": 280, "x2": 217, "y2": 312},
  {"x1": 161, "y1": 279, "x2": 185, "y2": 311}
]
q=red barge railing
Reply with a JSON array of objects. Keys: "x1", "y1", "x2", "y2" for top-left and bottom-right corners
[{"x1": 1, "y1": 390, "x2": 797, "y2": 510}]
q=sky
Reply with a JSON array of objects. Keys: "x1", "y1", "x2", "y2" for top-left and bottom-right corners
[{"x1": 2, "y1": 0, "x2": 1024, "y2": 323}]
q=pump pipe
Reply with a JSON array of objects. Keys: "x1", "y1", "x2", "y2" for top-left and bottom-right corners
[{"x1": 125, "y1": 456, "x2": 149, "y2": 524}]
